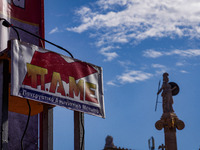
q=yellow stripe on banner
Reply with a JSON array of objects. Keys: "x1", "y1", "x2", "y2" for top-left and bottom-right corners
[{"x1": 0, "y1": 11, "x2": 39, "y2": 27}]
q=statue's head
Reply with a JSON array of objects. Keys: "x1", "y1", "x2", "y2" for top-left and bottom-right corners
[
  {"x1": 105, "y1": 135, "x2": 113, "y2": 145},
  {"x1": 163, "y1": 72, "x2": 169, "y2": 82},
  {"x1": 105, "y1": 135, "x2": 115, "y2": 148},
  {"x1": 163, "y1": 72, "x2": 169, "y2": 77}
]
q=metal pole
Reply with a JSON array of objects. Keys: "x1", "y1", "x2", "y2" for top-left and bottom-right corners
[
  {"x1": 42, "y1": 104, "x2": 53, "y2": 150},
  {"x1": 74, "y1": 111, "x2": 84, "y2": 150},
  {"x1": 0, "y1": 60, "x2": 9, "y2": 150}
]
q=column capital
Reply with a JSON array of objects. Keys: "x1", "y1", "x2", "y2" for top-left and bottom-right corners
[{"x1": 155, "y1": 112, "x2": 185, "y2": 130}]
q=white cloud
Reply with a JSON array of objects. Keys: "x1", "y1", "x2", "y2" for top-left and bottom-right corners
[
  {"x1": 97, "y1": 0, "x2": 129, "y2": 10},
  {"x1": 117, "y1": 70, "x2": 153, "y2": 84},
  {"x1": 100, "y1": 46, "x2": 115, "y2": 52},
  {"x1": 143, "y1": 49, "x2": 163, "y2": 58},
  {"x1": 168, "y1": 49, "x2": 200, "y2": 57},
  {"x1": 180, "y1": 70, "x2": 188, "y2": 74},
  {"x1": 102, "y1": 52, "x2": 118, "y2": 61},
  {"x1": 118, "y1": 60, "x2": 135, "y2": 69},
  {"x1": 67, "y1": 0, "x2": 200, "y2": 45},
  {"x1": 152, "y1": 64, "x2": 166, "y2": 69},
  {"x1": 152, "y1": 64, "x2": 168, "y2": 75},
  {"x1": 66, "y1": 0, "x2": 200, "y2": 61},
  {"x1": 99, "y1": 46, "x2": 119, "y2": 61},
  {"x1": 49, "y1": 27, "x2": 59, "y2": 34},
  {"x1": 107, "y1": 64, "x2": 168, "y2": 86},
  {"x1": 107, "y1": 80, "x2": 118, "y2": 86},
  {"x1": 176, "y1": 62, "x2": 185, "y2": 66},
  {"x1": 143, "y1": 49, "x2": 200, "y2": 58}
]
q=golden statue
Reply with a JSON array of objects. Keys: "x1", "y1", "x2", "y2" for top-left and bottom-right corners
[{"x1": 157, "y1": 72, "x2": 176, "y2": 113}]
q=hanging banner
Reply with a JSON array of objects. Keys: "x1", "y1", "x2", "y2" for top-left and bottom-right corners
[{"x1": 11, "y1": 40, "x2": 105, "y2": 118}]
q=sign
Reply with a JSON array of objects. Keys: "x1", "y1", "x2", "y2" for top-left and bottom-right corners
[{"x1": 11, "y1": 40, "x2": 105, "y2": 118}]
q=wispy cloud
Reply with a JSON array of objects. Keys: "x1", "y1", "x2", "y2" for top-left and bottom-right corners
[
  {"x1": 143, "y1": 49, "x2": 163, "y2": 58},
  {"x1": 143, "y1": 49, "x2": 200, "y2": 58},
  {"x1": 176, "y1": 62, "x2": 185, "y2": 66},
  {"x1": 180, "y1": 70, "x2": 188, "y2": 74},
  {"x1": 106, "y1": 63, "x2": 169, "y2": 86},
  {"x1": 49, "y1": 27, "x2": 59, "y2": 34},
  {"x1": 97, "y1": 0, "x2": 129, "y2": 10},
  {"x1": 152, "y1": 64, "x2": 166, "y2": 69},
  {"x1": 169, "y1": 49, "x2": 200, "y2": 57},
  {"x1": 66, "y1": 0, "x2": 200, "y2": 61},
  {"x1": 152, "y1": 64, "x2": 168, "y2": 75},
  {"x1": 67, "y1": 0, "x2": 200, "y2": 44},
  {"x1": 117, "y1": 70, "x2": 153, "y2": 84},
  {"x1": 107, "y1": 80, "x2": 118, "y2": 86},
  {"x1": 118, "y1": 60, "x2": 135, "y2": 69},
  {"x1": 99, "y1": 46, "x2": 119, "y2": 61}
]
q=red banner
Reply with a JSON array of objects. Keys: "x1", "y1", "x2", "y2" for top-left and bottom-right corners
[
  {"x1": 0, "y1": 0, "x2": 44, "y2": 149},
  {"x1": 0, "y1": 0, "x2": 44, "y2": 50},
  {"x1": 0, "y1": 0, "x2": 43, "y2": 25}
]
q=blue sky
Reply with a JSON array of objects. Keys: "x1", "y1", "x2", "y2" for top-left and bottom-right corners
[{"x1": 45, "y1": 0, "x2": 200, "y2": 149}]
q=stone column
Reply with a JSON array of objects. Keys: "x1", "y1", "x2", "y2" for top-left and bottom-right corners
[{"x1": 155, "y1": 112, "x2": 185, "y2": 150}]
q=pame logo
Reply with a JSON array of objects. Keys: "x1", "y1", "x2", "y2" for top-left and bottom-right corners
[
  {"x1": 22, "y1": 51, "x2": 99, "y2": 104},
  {"x1": 7, "y1": 0, "x2": 25, "y2": 9}
]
